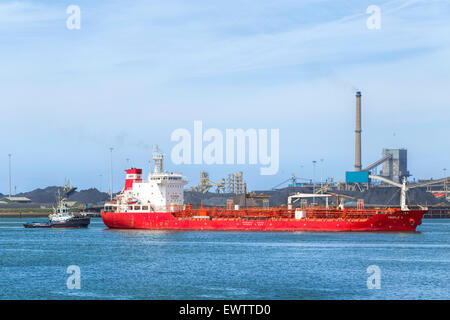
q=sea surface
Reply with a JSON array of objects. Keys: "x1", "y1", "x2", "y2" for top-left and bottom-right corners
[{"x1": 0, "y1": 217, "x2": 449, "y2": 300}]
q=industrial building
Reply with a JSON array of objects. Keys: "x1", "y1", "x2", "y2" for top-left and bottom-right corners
[
  {"x1": 380, "y1": 148, "x2": 410, "y2": 183},
  {"x1": 190, "y1": 171, "x2": 246, "y2": 194},
  {"x1": 345, "y1": 91, "x2": 411, "y2": 186}
]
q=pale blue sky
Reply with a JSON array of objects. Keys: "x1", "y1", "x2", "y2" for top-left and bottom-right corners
[{"x1": 1, "y1": 0, "x2": 449, "y2": 193}]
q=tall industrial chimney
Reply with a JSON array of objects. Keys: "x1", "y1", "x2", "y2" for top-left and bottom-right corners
[{"x1": 354, "y1": 91, "x2": 362, "y2": 171}]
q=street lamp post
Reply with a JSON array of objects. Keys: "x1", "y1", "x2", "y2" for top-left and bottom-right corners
[
  {"x1": 109, "y1": 147, "x2": 114, "y2": 200},
  {"x1": 8, "y1": 154, "x2": 11, "y2": 199},
  {"x1": 312, "y1": 160, "x2": 317, "y2": 204},
  {"x1": 320, "y1": 158, "x2": 324, "y2": 187}
]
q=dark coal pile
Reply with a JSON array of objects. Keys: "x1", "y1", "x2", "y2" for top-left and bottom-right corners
[
  {"x1": 4, "y1": 184, "x2": 447, "y2": 208},
  {"x1": 16, "y1": 186, "x2": 60, "y2": 203},
  {"x1": 353, "y1": 187, "x2": 446, "y2": 206},
  {"x1": 69, "y1": 188, "x2": 109, "y2": 204},
  {"x1": 251, "y1": 187, "x2": 315, "y2": 206},
  {"x1": 232, "y1": 186, "x2": 449, "y2": 207},
  {"x1": 184, "y1": 191, "x2": 233, "y2": 207},
  {"x1": 263, "y1": 186, "x2": 449, "y2": 207},
  {"x1": 10, "y1": 186, "x2": 109, "y2": 205}
]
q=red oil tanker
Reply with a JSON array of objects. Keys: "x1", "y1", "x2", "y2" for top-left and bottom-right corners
[{"x1": 101, "y1": 152, "x2": 426, "y2": 232}]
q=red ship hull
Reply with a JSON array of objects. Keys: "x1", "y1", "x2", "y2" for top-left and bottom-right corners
[{"x1": 101, "y1": 209, "x2": 425, "y2": 232}]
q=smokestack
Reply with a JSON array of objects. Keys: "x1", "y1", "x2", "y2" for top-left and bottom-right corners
[{"x1": 355, "y1": 91, "x2": 362, "y2": 171}]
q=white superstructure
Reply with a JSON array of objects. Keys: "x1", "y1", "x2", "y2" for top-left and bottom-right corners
[{"x1": 106, "y1": 150, "x2": 187, "y2": 213}]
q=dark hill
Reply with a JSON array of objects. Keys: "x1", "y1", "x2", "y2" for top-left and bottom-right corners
[
  {"x1": 14, "y1": 186, "x2": 109, "y2": 204},
  {"x1": 17, "y1": 186, "x2": 60, "y2": 203},
  {"x1": 69, "y1": 188, "x2": 109, "y2": 204},
  {"x1": 3, "y1": 184, "x2": 448, "y2": 207},
  {"x1": 184, "y1": 191, "x2": 234, "y2": 207}
]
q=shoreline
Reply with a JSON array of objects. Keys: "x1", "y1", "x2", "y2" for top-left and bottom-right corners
[
  {"x1": 0, "y1": 212, "x2": 49, "y2": 218},
  {"x1": 0, "y1": 211, "x2": 50, "y2": 218},
  {"x1": 0, "y1": 211, "x2": 101, "y2": 218}
]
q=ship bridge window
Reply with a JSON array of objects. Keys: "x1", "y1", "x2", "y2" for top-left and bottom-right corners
[{"x1": 134, "y1": 206, "x2": 140, "y2": 210}]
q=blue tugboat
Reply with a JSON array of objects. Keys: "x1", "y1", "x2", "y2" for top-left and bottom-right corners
[{"x1": 24, "y1": 185, "x2": 90, "y2": 228}]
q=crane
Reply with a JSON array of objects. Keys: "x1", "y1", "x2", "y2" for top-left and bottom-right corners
[
  {"x1": 369, "y1": 175, "x2": 410, "y2": 210},
  {"x1": 314, "y1": 182, "x2": 332, "y2": 194},
  {"x1": 369, "y1": 175, "x2": 450, "y2": 210},
  {"x1": 271, "y1": 174, "x2": 311, "y2": 190}
]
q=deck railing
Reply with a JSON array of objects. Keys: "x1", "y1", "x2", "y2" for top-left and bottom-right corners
[
  {"x1": 173, "y1": 206, "x2": 390, "y2": 220},
  {"x1": 102, "y1": 202, "x2": 400, "y2": 219}
]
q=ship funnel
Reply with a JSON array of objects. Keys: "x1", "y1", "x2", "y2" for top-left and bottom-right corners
[
  {"x1": 124, "y1": 168, "x2": 142, "y2": 190},
  {"x1": 355, "y1": 91, "x2": 362, "y2": 171}
]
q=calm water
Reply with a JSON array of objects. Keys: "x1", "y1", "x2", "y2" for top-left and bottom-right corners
[{"x1": 0, "y1": 217, "x2": 449, "y2": 300}]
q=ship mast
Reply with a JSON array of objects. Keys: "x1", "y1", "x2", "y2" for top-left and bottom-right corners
[{"x1": 153, "y1": 145, "x2": 163, "y2": 173}]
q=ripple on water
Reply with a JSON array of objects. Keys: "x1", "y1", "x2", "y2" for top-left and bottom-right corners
[{"x1": 0, "y1": 218, "x2": 449, "y2": 299}]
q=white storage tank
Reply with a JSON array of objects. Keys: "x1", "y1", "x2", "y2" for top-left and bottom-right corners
[{"x1": 295, "y1": 209, "x2": 306, "y2": 219}]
